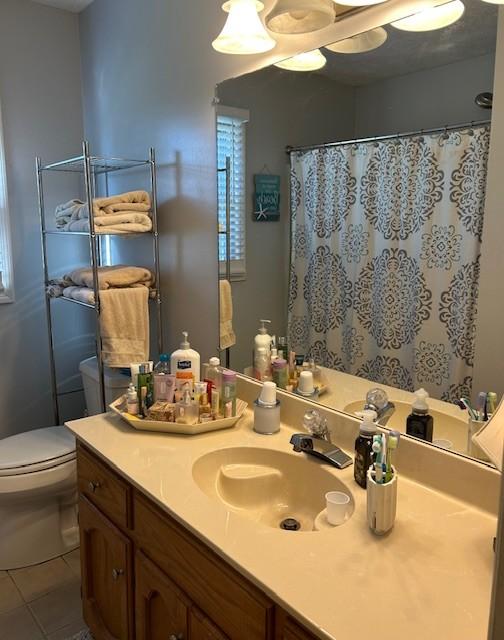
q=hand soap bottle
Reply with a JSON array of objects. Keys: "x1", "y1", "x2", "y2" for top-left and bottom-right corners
[
  {"x1": 253, "y1": 320, "x2": 272, "y2": 380},
  {"x1": 354, "y1": 410, "x2": 377, "y2": 489},
  {"x1": 406, "y1": 389, "x2": 434, "y2": 442},
  {"x1": 171, "y1": 331, "x2": 201, "y2": 388}
]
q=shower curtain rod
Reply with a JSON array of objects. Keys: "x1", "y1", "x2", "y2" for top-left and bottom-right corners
[{"x1": 285, "y1": 118, "x2": 492, "y2": 154}]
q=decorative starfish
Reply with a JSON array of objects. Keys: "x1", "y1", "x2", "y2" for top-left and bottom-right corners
[{"x1": 254, "y1": 202, "x2": 269, "y2": 220}]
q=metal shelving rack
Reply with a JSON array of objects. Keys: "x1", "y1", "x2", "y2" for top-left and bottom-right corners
[
  {"x1": 36, "y1": 141, "x2": 163, "y2": 424},
  {"x1": 218, "y1": 156, "x2": 231, "y2": 369}
]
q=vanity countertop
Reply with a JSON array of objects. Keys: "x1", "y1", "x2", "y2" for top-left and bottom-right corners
[{"x1": 66, "y1": 409, "x2": 497, "y2": 640}]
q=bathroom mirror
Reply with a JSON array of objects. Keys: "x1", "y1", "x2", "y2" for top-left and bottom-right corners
[{"x1": 215, "y1": 0, "x2": 499, "y2": 464}]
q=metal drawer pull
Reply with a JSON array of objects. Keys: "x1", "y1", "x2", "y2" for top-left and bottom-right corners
[
  {"x1": 88, "y1": 480, "x2": 101, "y2": 493},
  {"x1": 112, "y1": 568, "x2": 124, "y2": 581},
  {"x1": 169, "y1": 634, "x2": 184, "y2": 640}
]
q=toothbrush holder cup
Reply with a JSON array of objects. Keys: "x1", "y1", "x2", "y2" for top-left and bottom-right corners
[{"x1": 366, "y1": 468, "x2": 397, "y2": 536}]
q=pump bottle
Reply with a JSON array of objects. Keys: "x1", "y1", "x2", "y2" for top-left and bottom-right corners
[
  {"x1": 406, "y1": 389, "x2": 434, "y2": 442},
  {"x1": 354, "y1": 410, "x2": 378, "y2": 488}
]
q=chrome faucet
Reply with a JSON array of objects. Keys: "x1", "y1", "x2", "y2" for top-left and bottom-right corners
[
  {"x1": 289, "y1": 410, "x2": 353, "y2": 469},
  {"x1": 364, "y1": 388, "x2": 395, "y2": 426}
]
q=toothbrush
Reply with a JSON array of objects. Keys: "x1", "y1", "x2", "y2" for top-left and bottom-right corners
[
  {"x1": 387, "y1": 431, "x2": 400, "y2": 482},
  {"x1": 477, "y1": 392, "x2": 487, "y2": 421},
  {"x1": 458, "y1": 397, "x2": 478, "y2": 422},
  {"x1": 487, "y1": 392, "x2": 498, "y2": 415},
  {"x1": 372, "y1": 435, "x2": 383, "y2": 483}
]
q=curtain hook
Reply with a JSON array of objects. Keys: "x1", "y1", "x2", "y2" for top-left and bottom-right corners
[
  {"x1": 442, "y1": 125, "x2": 449, "y2": 140},
  {"x1": 468, "y1": 121, "x2": 475, "y2": 136}
]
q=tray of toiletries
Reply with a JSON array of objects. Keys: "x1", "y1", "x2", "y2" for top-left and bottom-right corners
[{"x1": 109, "y1": 395, "x2": 248, "y2": 435}]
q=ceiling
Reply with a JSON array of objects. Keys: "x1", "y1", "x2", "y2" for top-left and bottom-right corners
[
  {"x1": 319, "y1": 0, "x2": 498, "y2": 85},
  {"x1": 31, "y1": 0, "x2": 93, "y2": 12}
]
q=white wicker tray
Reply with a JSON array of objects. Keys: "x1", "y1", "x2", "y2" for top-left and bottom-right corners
[{"x1": 109, "y1": 395, "x2": 248, "y2": 435}]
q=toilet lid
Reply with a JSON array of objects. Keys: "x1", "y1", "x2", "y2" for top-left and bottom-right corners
[{"x1": 0, "y1": 426, "x2": 76, "y2": 476}]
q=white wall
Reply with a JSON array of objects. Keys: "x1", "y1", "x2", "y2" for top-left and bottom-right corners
[
  {"x1": 355, "y1": 53, "x2": 495, "y2": 137},
  {"x1": 0, "y1": 0, "x2": 86, "y2": 438},
  {"x1": 217, "y1": 68, "x2": 355, "y2": 372}
]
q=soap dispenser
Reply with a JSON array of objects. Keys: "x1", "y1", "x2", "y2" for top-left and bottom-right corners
[
  {"x1": 354, "y1": 410, "x2": 378, "y2": 489},
  {"x1": 406, "y1": 389, "x2": 434, "y2": 442}
]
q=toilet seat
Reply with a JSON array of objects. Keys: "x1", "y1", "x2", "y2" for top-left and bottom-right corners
[{"x1": 0, "y1": 426, "x2": 76, "y2": 477}]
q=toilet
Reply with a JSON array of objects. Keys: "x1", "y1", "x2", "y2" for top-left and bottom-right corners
[{"x1": 0, "y1": 358, "x2": 130, "y2": 570}]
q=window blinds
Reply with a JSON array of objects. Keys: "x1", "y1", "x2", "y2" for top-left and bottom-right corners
[{"x1": 217, "y1": 114, "x2": 246, "y2": 276}]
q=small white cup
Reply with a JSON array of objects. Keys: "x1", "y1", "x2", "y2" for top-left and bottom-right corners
[
  {"x1": 297, "y1": 371, "x2": 315, "y2": 395},
  {"x1": 433, "y1": 438, "x2": 453, "y2": 450},
  {"x1": 325, "y1": 491, "x2": 351, "y2": 526}
]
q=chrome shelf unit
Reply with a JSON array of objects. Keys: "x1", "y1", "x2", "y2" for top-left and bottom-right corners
[
  {"x1": 36, "y1": 141, "x2": 163, "y2": 424},
  {"x1": 217, "y1": 156, "x2": 231, "y2": 369}
]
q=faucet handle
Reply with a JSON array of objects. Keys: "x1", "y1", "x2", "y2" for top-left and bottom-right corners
[
  {"x1": 303, "y1": 410, "x2": 330, "y2": 440},
  {"x1": 290, "y1": 434, "x2": 314, "y2": 452},
  {"x1": 365, "y1": 387, "x2": 389, "y2": 410}
]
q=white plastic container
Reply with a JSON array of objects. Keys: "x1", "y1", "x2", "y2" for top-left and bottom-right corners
[
  {"x1": 254, "y1": 320, "x2": 272, "y2": 362},
  {"x1": 367, "y1": 468, "x2": 398, "y2": 535},
  {"x1": 170, "y1": 331, "x2": 201, "y2": 388},
  {"x1": 79, "y1": 357, "x2": 131, "y2": 415}
]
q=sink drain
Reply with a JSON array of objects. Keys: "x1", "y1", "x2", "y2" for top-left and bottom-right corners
[{"x1": 280, "y1": 517, "x2": 301, "y2": 531}]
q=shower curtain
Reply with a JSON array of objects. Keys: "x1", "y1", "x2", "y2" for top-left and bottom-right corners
[{"x1": 288, "y1": 126, "x2": 490, "y2": 402}]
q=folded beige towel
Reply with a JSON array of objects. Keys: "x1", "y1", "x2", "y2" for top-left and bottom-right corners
[
  {"x1": 99, "y1": 287, "x2": 149, "y2": 367},
  {"x1": 55, "y1": 191, "x2": 152, "y2": 234},
  {"x1": 68, "y1": 265, "x2": 154, "y2": 290},
  {"x1": 219, "y1": 279, "x2": 236, "y2": 350},
  {"x1": 93, "y1": 191, "x2": 150, "y2": 217}
]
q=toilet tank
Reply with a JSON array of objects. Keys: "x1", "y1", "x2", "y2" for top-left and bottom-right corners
[{"x1": 79, "y1": 357, "x2": 131, "y2": 415}]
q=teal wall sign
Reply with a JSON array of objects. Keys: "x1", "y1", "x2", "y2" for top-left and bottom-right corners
[{"x1": 253, "y1": 174, "x2": 280, "y2": 221}]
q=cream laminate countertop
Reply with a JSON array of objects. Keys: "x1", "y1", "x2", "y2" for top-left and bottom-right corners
[{"x1": 66, "y1": 410, "x2": 497, "y2": 640}]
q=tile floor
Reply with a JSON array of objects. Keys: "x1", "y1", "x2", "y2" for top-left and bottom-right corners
[{"x1": 0, "y1": 549, "x2": 89, "y2": 640}]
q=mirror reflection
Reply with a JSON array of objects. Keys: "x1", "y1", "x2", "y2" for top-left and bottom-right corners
[{"x1": 215, "y1": 0, "x2": 498, "y2": 463}]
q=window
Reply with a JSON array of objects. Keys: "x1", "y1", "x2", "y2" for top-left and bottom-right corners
[
  {"x1": 0, "y1": 102, "x2": 13, "y2": 303},
  {"x1": 217, "y1": 106, "x2": 249, "y2": 279}
]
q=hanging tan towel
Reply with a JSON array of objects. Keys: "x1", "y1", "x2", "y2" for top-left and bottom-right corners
[
  {"x1": 67, "y1": 265, "x2": 154, "y2": 290},
  {"x1": 219, "y1": 279, "x2": 236, "y2": 350},
  {"x1": 99, "y1": 287, "x2": 149, "y2": 367}
]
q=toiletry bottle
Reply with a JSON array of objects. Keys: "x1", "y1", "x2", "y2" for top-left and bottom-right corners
[
  {"x1": 354, "y1": 410, "x2": 378, "y2": 489},
  {"x1": 176, "y1": 386, "x2": 199, "y2": 425},
  {"x1": 171, "y1": 331, "x2": 201, "y2": 389},
  {"x1": 126, "y1": 383, "x2": 138, "y2": 416},
  {"x1": 205, "y1": 357, "x2": 222, "y2": 392},
  {"x1": 254, "y1": 347, "x2": 272, "y2": 382},
  {"x1": 137, "y1": 363, "x2": 154, "y2": 417},
  {"x1": 253, "y1": 320, "x2": 272, "y2": 379},
  {"x1": 153, "y1": 354, "x2": 174, "y2": 402},
  {"x1": 221, "y1": 369, "x2": 237, "y2": 417},
  {"x1": 277, "y1": 336, "x2": 288, "y2": 360},
  {"x1": 406, "y1": 389, "x2": 434, "y2": 442},
  {"x1": 272, "y1": 358, "x2": 288, "y2": 389}
]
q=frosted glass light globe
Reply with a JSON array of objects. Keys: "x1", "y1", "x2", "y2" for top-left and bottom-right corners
[
  {"x1": 391, "y1": 0, "x2": 465, "y2": 32},
  {"x1": 274, "y1": 49, "x2": 327, "y2": 72},
  {"x1": 212, "y1": 0, "x2": 276, "y2": 55}
]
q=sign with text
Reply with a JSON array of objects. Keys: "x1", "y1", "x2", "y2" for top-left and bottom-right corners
[{"x1": 253, "y1": 174, "x2": 280, "y2": 221}]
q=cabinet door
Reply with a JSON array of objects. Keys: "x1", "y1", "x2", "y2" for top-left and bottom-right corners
[
  {"x1": 278, "y1": 617, "x2": 317, "y2": 640},
  {"x1": 136, "y1": 551, "x2": 189, "y2": 640},
  {"x1": 79, "y1": 496, "x2": 134, "y2": 640},
  {"x1": 189, "y1": 606, "x2": 229, "y2": 640}
]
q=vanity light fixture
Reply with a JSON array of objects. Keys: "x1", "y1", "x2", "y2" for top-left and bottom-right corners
[
  {"x1": 390, "y1": 0, "x2": 465, "y2": 32},
  {"x1": 266, "y1": 0, "x2": 335, "y2": 35},
  {"x1": 212, "y1": 0, "x2": 276, "y2": 55},
  {"x1": 325, "y1": 27, "x2": 388, "y2": 54},
  {"x1": 274, "y1": 48, "x2": 327, "y2": 71}
]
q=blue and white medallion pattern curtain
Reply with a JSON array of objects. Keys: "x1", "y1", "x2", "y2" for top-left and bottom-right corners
[{"x1": 288, "y1": 126, "x2": 490, "y2": 401}]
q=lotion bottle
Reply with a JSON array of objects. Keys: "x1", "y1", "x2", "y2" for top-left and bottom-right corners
[{"x1": 171, "y1": 331, "x2": 201, "y2": 388}]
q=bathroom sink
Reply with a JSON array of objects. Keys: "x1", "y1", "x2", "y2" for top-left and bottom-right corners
[
  {"x1": 344, "y1": 400, "x2": 468, "y2": 453},
  {"x1": 192, "y1": 447, "x2": 354, "y2": 532}
]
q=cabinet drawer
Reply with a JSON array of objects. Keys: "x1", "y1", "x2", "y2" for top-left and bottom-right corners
[
  {"x1": 77, "y1": 444, "x2": 132, "y2": 529},
  {"x1": 134, "y1": 492, "x2": 275, "y2": 640}
]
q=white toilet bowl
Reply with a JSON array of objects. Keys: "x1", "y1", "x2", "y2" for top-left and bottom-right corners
[{"x1": 0, "y1": 426, "x2": 78, "y2": 570}]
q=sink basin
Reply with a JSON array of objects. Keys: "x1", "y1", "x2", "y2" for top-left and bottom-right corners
[
  {"x1": 192, "y1": 447, "x2": 354, "y2": 532},
  {"x1": 344, "y1": 400, "x2": 468, "y2": 453}
]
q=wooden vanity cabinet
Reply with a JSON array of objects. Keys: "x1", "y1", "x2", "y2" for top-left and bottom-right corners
[
  {"x1": 79, "y1": 496, "x2": 134, "y2": 640},
  {"x1": 77, "y1": 444, "x2": 319, "y2": 640}
]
